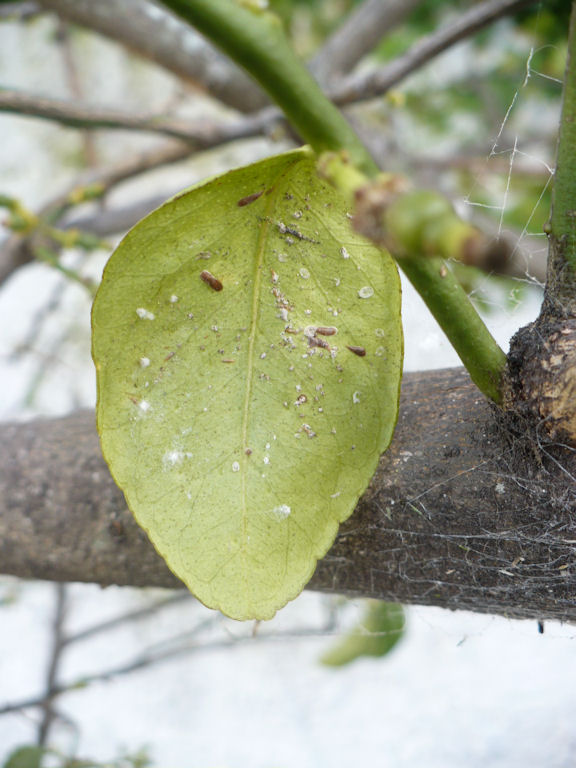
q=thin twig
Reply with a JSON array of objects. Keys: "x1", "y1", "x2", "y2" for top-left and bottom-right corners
[
  {"x1": 0, "y1": 620, "x2": 335, "y2": 718},
  {"x1": 0, "y1": 143, "x2": 191, "y2": 286},
  {"x1": 60, "y1": 195, "x2": 171, "y2": 237},
  {"x1": 0, "y1": 88, "x2": 240, "y2": 143},
  {"x1": 0, "y1": 140, "x2": 194, "y2": 284},
  {"x1": 41, "y1": 109, "x2": 276, "y2": 209},
  {"x1": 332, "y1": 0, "x2": 540, "y2": 105},
  {"x1": 311, "y1": 0, "x2": 423, "y2": 86},
  {"x1": 56, "y1": 20, "x2": 98, "y2": 167},
  {"x1": 9, "y1": 275, "x2": 70, "y2": 364},
  {"x1": 63, "y1": 141, "x2": 196, "y2": 194},
  {"x1": 16, "y1": 306, "x2": 91, "y2": 411},
  {"x1": 37, "y1": 584, "x2": 68, "y2": 746},
  {"x1": 0, "y1": 108, "x2": 278, "y2": 285},
  {"x1": 64, "y1": 592, "x2": 192, "y2": 646}
]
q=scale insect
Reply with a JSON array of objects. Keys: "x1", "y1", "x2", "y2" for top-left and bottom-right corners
[
  {"x1": 237, "y1": 190, "x2": 264, "y2": 207},
  {"x1": 200, "y1": 270, "x2": 223, "y2": 291},
  {"x1": 347, "y1": 345, "x2": 366, "y2": 357}
]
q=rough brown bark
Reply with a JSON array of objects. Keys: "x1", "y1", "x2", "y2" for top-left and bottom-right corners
[
  {"x1": 504, "y1": 235, "x2": 576, "y2": 446},
  {"x1": 1, "y1": 367, "x2": 574, "y2": 622}
]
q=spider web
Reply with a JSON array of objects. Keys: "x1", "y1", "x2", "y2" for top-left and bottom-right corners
[{"x1": 463, "y1": 32, "x2": 562, "y2": 294}]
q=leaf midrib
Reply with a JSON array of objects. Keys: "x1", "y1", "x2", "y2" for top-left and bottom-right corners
[{"x1": 239, "y1": 159, "x2": 300, "y2": 606}]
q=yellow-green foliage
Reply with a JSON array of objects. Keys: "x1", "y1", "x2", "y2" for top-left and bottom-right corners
[{"x1": 92, "y1": 149, "x2": 402, "y2": 620}]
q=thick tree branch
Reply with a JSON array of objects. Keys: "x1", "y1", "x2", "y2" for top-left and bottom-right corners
[
  {"x1": 1, "y1": 368, "x2": 574, "y2": 622},
  {"x1": 333, "y1": 0, "x2": 539, "y2": 105},
  {"x1": 35, "y1": 0, "x2": 267, "y2": 113}
]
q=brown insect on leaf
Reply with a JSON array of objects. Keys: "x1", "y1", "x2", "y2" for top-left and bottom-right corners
[
  {"x1": 237, "y1": 190, "x2": 264, "y2": 207},
  {"x1": 200, "y1": 270, "x2": 223, "y2": 291},
  {"x1": 347, "y1": 345, "x2": 366, "y2": 357}
]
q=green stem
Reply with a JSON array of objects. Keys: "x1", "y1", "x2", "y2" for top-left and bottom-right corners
[
  {"x1": 158, "y1": 0, "x2": 506, "y2": 402},
  {"x1": 158, "y1": 0, "x2": 378, "y2": 177},
  {"x1": 546, "y1": 0, "x2": 576, "y2": 315},
  {"x1": 35, "y1": 246, "x2": 97, "y2": 296},
  {"x1": 400, "y1": 258, "x2": 507, "y2": 404},
  {"x1": 322, "y1": 157, "x2": 507, "y2": 402}
]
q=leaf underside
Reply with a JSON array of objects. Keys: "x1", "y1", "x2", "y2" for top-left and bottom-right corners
[{"x1": 92, "y1": 148, "x2": 402, "y2": 620}]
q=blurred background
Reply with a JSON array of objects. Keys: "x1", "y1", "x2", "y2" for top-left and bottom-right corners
[{"x1": 1, "y1": 1, "x2": 575, "y2": 765}]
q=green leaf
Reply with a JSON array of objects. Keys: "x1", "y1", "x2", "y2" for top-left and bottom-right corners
[
  {"x1": 92, "y1": 147, "x2": 402, "y2": 620},
  {"x1": 4, "y1": 747, "x2": 46, "y2": 768},
  {"x1": 321, "y1": 600, "x2": 405, "y2": 667}
]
